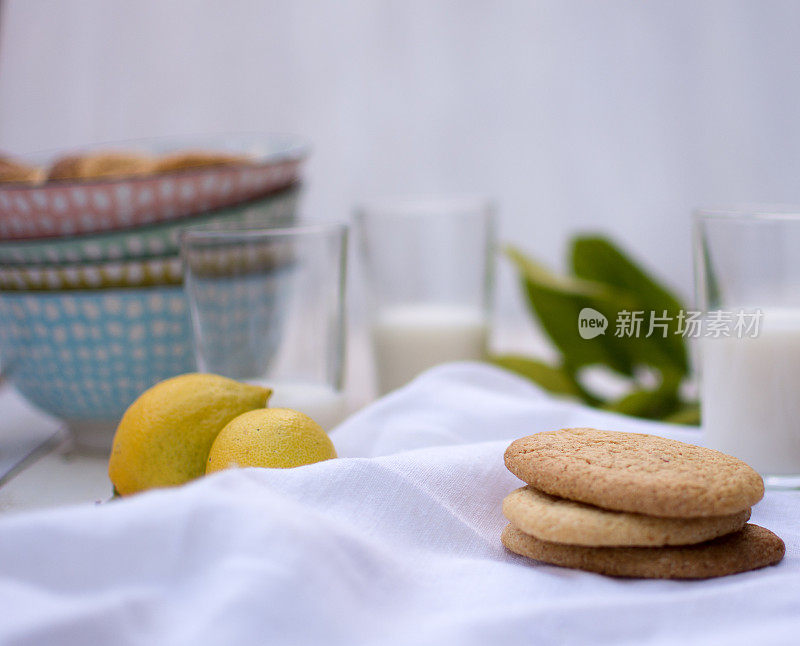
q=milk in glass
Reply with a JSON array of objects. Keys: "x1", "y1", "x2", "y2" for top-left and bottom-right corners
[
  {"x1": 251, "y1": 381, "x2": 347, "y2": 431},
  {"x1": 702, "y1": 308, "x2": 800, "y2": 475},
  {"x1": 371, "y1": 304, "x2": 488, "y2": 394}
]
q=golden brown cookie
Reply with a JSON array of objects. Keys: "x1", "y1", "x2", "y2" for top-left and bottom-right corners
[
  {"x1": 504, "y1": 429, "x2": 764, "y2": 517},
  {"x1": 503, "y1": 486, "x2": 751, "y2": 547},
  {"x1": 501, "y1": 523, "x2": 784, "y2": 579},
  {"x1": 0, "y1": 155, "x2": 44, "y2": 183},
  {"x1": 155, "y1": 151, "x2": 251, "y2": 173},
  {"x1": 48, "y1": 151, "x2": 154, "y2": 181}
]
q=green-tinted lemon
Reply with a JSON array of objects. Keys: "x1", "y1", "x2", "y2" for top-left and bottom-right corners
[
  {"x1": 206, "y1": 408, "x2": 337, "y2": 472},
  {"x1": 109, "y1": 373, "x2": 271, "y2": 495}
]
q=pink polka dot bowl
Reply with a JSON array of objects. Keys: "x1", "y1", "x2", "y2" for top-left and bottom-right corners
[{"x1": 0, "y1": 133, "x2": 308, "y2": 240}]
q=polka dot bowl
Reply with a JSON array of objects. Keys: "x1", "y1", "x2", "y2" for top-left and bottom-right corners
[
  {"x1": 0, "y1": 256, "x2": 184, "y2": 291},
  {"x1": 0, "y1": 186, "x2": 300, "y2": 291},
  {"x1": 0, "y1": 133, "x2": 307, "y2": 240},
  {"x1": 0, "y1": 286, "x2": 196, "y2": 451},
  {"x1": 0, "y1": 184, "x2": 299, "y2": 266}
]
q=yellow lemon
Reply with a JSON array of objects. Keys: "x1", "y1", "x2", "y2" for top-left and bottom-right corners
[
  {"x1": 206, "y1": 408, "x2": 337, "y2": 472},
  {"x1": 109, "y1": 373, "x2": 271, "y2": 495}
]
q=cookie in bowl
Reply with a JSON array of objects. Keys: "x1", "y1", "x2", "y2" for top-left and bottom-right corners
[
  {"x1": 155, "y1": 151, "x2": 253, "y2": 173},
  {"x1": 0, "y1": 154, "x2": 44, "y2": 184},
  {"x1": 47, "y1": 151, "x2": 155, "y2": 181}
]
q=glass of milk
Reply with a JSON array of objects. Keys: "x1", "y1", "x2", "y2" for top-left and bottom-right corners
[
  {"x1": 695, "y1": 206, "x2": 800, "y2": 487},
  {"x1": 355, "y1": 196, "x2": 495, "y2": 395},
  {"x1": 181, "y1": 223, "x2": 349, "y2": 431}
]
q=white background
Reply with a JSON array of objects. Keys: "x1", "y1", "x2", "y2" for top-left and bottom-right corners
[{"x1": 2, "y1": 0, "x2": 800, "y2": 325}]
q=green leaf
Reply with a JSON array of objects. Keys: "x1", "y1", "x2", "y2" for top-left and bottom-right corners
[
  {"x1": 696, "y1": 232, "x2": 722, "y2": 309},
  {"x1": 505, "y1": 246, "x2": 637, "y2": 376},
  {"x1": 663, "y1": 402, "x2": 701, "y2": 425},
  {"x1": 600, "y1": 369, "x2": 684, "y2": 420},
  {"x1": 601, "y1": 386, "x2": 681, "y2": 420},
  {"x1": 570, "y1": 236, "x2": 689, "y2": 376},
  {"x1": 489, "y1": 355, "x2": 587, "y2": 399},
  {"x1": 503, "y1": 236, "x2": 698, "y2": 423}
]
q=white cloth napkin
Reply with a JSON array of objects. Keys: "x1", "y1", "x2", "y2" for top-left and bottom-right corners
[{"x1": 0, "y1": 363, "x2": 797, "y2": 646}]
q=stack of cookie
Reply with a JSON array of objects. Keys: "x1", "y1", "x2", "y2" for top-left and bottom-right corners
[{"x1": 501, "y1": 428, "x2": 785, "y2": 579}]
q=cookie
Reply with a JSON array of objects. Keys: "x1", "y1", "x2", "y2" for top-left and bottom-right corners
[
  {"x1": 504, "y1": 429, "x2": 764, "y2": 517},
  {"x1": 155, "y1": 151, "x2": 251, "y2": 173},
  {"x1": 0, "y1": 156, "x2": 44, "y2": 183},
  {"x1": 501, "y1": 523, "x2": 784, "y2": 579},
  {"x1": 48, "y1": 152, "x2": 154, "y2": 181},
  {"x1": 503, "y1": 486, "x2": 751, "y2": 547}
]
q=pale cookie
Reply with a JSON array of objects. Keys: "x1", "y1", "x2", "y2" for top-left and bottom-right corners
[
  {"x1": 0, "y1": 156, "x2": 44, "y2": 184},
  {"x1": 155, "y1": 151, "x2": 251, "y2": 173},
  {"x1": 501, "y1": 523, "x2": 784, "y2": 579},
  {"x1": 503, "y1": 486, "x2": 751, "y2": 547},
  {"x1": 504, "y1": 429, "x2": 764, "y2": 517},
  {"x1": 48, "y1": 152, "x2": 154, "y2": 181}
]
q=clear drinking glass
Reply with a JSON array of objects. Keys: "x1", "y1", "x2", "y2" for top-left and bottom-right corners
[
  {"x1": 695, "y1": 206, "x2": 800, "y2": 487},
  {"x1": 355, "y1": 196, "x2": 495, "y2": 395},
  {"x1": 181, "y1": 223, "x2": 348, "y2": 430}
]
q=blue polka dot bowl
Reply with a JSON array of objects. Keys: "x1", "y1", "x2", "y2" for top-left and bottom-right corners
[{"x1": 0, "y1": 286, "x2": 196, "y2": 452}]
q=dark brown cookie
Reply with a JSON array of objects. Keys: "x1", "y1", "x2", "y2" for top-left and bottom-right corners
[{"x1": 501, "y1": 523, "x2": 784, "y2": 579}]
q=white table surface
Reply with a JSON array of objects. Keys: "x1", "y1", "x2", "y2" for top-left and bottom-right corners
[{"x1": 0, "y1": 388, "x2": 111, "y2": 512}]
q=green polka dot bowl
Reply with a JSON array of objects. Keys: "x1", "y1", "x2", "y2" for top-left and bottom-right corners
[{"x1": 0, "y1": 184, "x2": 299, "y2": 267}]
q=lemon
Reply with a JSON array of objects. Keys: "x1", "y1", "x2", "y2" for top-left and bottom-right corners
[
  {"x1": 109, "y1": 373, "x2": 271, "y2": 495},
  {"x1": 206, "y1": 408, "x2": 337, "y2": 472}
]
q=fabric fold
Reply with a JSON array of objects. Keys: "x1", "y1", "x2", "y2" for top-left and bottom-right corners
[{"x1": 0, "y1": 362, "x2": 795, "y2": 646}]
